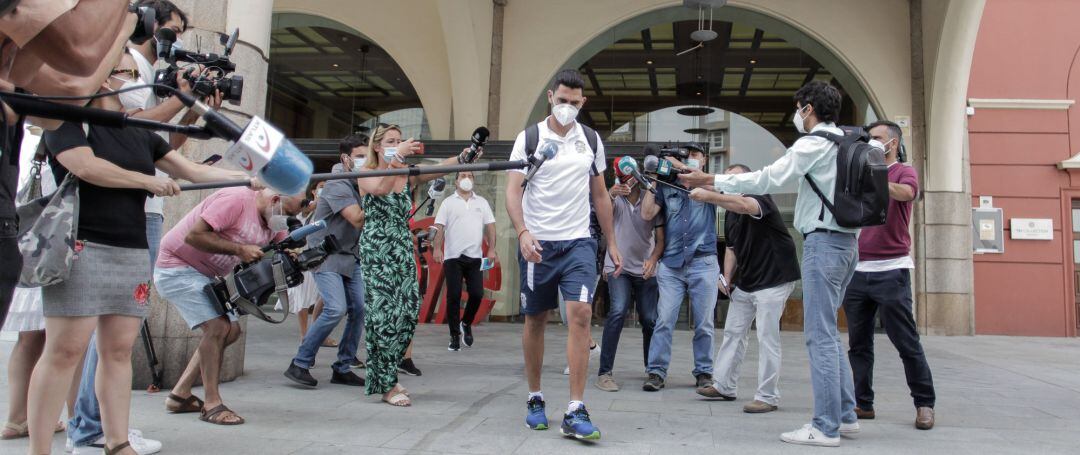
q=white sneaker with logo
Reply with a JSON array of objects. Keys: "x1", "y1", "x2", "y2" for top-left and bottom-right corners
[
  {"x1": 72, "y1": 429, "x2": 162, "y2": 455},
  {"x1": 780, "y1": 423, "x2": 840, "y2": 447}
]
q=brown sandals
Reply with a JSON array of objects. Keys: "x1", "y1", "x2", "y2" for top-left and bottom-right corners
[
  {"x1": 1, "y1": 421, "x2": 64, "y2": 439},
  {"x1": 165, "y1": 393, "x2": 204, "y2": 413},
  {"x1": 104, "y1": 441, "x2": 131, "y2": 455},
  {"x1": 200, "y1": 404, "x2": 245, "y2": 425}
]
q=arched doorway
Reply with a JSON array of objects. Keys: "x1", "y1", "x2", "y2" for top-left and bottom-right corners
[{"x1": 266, "y1": 13, "x2": 431, "y2": 169}]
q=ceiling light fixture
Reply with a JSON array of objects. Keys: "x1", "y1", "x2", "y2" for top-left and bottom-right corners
[
  {"x1": 749, "y1": 59, "x2": 757, "y2": 64},
  {"x1": 646, "y1": 60, "x2": 654, "y2": 65},
  {"x1": 332, "y1": 63, "x2": 339, "y2": 68}
]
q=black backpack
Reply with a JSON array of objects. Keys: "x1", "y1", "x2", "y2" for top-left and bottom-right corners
[
  {"x1": 523, "y1": 122, "x2": 601, "y2": 179},
  {"x1": 804, "y1": 127, "x2": 889, "y2": 228}
]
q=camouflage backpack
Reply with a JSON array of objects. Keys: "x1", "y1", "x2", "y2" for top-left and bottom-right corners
[{"x1": 16, "y1": 148, "x2": 80, "y2": 288}]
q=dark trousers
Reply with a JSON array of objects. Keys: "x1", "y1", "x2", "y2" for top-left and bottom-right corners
[
  {"x1": 599, "y1": 272, "x2": 658, "y2": 376},
  {"x1": 0, "y1": 221, "x2": 21, "y2": 326},
  {"x1": 444, "y1": 256, "x2": 484, "y2": 337},
  {"x1": 843, "y1": 269, "x2": 936, "y2": 410}
]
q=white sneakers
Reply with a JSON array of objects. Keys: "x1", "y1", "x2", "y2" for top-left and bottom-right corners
[
  {"x1": 70, "y1": 428, "x2": 162, "y2": 454},
  {"x1": 780, "y1": 424, "x2": 841, "y2": 447},
  {"x1": 563, "y1": 343, "x2": 601, "y2": 375},
  {"x1": 839, "y1": 421, "x2": 861, "y2": 435}
]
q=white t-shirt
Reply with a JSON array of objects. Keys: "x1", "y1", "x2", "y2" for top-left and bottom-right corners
[
  {"x1": 131, "y1": 49, "x2": 170, "y2": 215},
  {"x1": 434, "y1": 191, "x2": 496, "y2": 260},
  {"x1": 508, "y1": 118, "x2": 605, "y2": 241}
]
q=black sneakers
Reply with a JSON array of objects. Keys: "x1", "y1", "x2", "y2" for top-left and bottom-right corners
[
  {"x1": 330, "y1": 370, "x2": 365, "y2": 387},
  {"x1": 642, "y1": 373, "x2": 665, "y2": 391},
  {"x1": 461, "y1": 323, "x2": 474, "y2": 347},
  {"x1": 284, "y1": 363, "x2": 318, "y2": 387},
  {"x1": 449, "y1": 335, "x2": 461, "y2": 351},
  {"x1": 399, "y1": 358, "x2": 422, "y2": 376}
]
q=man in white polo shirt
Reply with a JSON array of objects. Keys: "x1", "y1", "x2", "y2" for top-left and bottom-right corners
[
  {"x1": 432, "y1": 171, "x2": 497, "y2": 351},
  {"x1": 506, "y1": 69, "x2": 621, "y2": 441}
]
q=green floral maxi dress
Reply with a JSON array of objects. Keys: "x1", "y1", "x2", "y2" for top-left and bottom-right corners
[{"x1": 360, "y1": 184, "x2": 420, "y2": 395}]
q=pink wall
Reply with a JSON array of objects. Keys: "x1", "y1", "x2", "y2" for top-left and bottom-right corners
[{"x1": 967, "y1": 0, "x2": 1080, "y2": 337}]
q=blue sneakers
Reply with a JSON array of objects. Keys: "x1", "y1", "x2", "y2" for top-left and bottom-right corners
[
  {"x1": 560, "y1": 406, "x2": 601, "y2": 440},
  {"x1": 525, "y1": 396, "x2": 549, "y2": 430}
]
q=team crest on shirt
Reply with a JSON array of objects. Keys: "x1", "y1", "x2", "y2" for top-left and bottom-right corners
[{"x1": 575, "y1": 141, "x2": 587, "y2": 154}]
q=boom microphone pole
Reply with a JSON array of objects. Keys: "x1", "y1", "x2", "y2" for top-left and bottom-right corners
[
  {"x1": 178, "y1": 160, "x2": 531, "y2": 192},
  {"x1": 0, "y1": 93, "x2": 214, "y2": 139}
]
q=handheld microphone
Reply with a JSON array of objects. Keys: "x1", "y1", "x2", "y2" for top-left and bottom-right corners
[
  {"x1": 643, "y1": 154, "x2": 660, "y2": 174},
  {"x1": 426, "y1": 178, "x2": 446, "y2": 216},
  {"x1": 522, "y1": 141, "x2": 558, "y2": 188},
  {"x1": 178, "y1": 92, "x2": 314, "y2": 196},
  {"x1": 617, "y1": 156, "x2": 655, "y2": 194},
  {"x1": 285, "y1": 220, "x2": 326, "y2": 244},
  {"x1": 464, "y1": 127, "x2": 489, "y2": 163}
]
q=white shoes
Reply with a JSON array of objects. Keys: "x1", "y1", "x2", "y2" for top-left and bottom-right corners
[
  {"x1": 71, "y1": 429, "x2": 161, "y2": 454},
  {"x1": 780, "y1": 424, "x2": 841, "y2": 447},
  {"x1": 563, "y1": 343, "x2": 601, "y2": 375},
  {"x1": 839, "y1": 421, "x2": 861, "y2": 436}
]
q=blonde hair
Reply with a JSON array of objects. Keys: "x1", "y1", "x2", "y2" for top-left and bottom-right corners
[{"x1": 364, "y1": 123, "x2": 401, "y2": 169}]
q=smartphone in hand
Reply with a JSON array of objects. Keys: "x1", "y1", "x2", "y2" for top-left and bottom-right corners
[{"x1": 480, "y1": 257, "x2": 495, "y2": 271}]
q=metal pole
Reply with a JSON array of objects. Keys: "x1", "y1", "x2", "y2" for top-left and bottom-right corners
[{"x1": 178, "y1": 159, "x2": 530, "y2": 192}]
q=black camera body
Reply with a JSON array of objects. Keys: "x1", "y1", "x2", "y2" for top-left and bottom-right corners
[
  {"x1": 657, "y1": 145, "x2": 689, "y2": 162},
  {"x1": 152, "y1": 28, "x2": 244, "y2": 103},
  {"x1": 205, "y1": 228, "x2": 339, "y2": 323}
]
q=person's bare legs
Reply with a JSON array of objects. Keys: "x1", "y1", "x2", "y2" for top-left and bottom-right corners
[
  {"x1": 297, "y1": 307, "x2": 311, "y2": 340},
  {"x1": 27, "y1": 316, "x2": 97, "y2": 453},
  {"x1": 566, "y1": 301, "x2": 592, "y2": 402},
  {"x1": 3, "y1": 330, "x2": 44, "y2": 436},
  {"x1": 170, "y1": 350, "x2": 202, "y2": 401},
  {"x1": 523, "y1": 313, "x2": 546, "y2": 393},
  {"x1": 66, "y1": 347, "x2": 87, "y2": 421},
  {"x1": 198, "y1": 318, "x2": 243, "y2": 423},
  {"x1": 95, "y1": 315, "x2": 143, "y2": 453},
  {"x1": 405, "y1": 341, "x2": 414, "y2": 359}
]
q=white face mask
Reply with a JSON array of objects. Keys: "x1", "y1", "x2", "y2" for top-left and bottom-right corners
[
  {"x1": 315, "y1": 188, "x2": 323, "y2": 198},
  {"x1": 879, "y1": 138, "x2": 895, "y2": 153},
  {"x1": 868, "y1": 139, "x2": 885, "y2": 151},
  {"x1": 268, "y1": 199, "x2": 289, "y2": 232},
  {"x1": 383, "y1": 147, "x2": 398, "y2": 163},
  {"x1": 352, "y1": 156, "x2": 365, "y2": 169},
  {"x1": 793, "y1": 105, "x2": 810, "y2": 134},
  {"x1": 457, "y1": 178, "x2": 474, "y2": 193},
  {"x1": 115, "y1": 78, "x2": 150, "y2": 110},
  {"x1": 551, "y1": 103, "x2": 579, "y2": 127},
  {"x1": 686, "y1": 158, "x2": 701, "y2": 170}
]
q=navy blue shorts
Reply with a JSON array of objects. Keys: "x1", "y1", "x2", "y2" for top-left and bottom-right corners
[{"x1": 518, "y1": 238, "x2": 598, "y2": 316}]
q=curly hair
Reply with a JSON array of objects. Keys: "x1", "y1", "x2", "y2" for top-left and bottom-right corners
[{"x1": 793, "y1": 81, "x2": 842, "y2": 124}]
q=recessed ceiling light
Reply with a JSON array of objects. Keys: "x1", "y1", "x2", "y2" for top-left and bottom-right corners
[
  {"x1": 749, "y1": 59, "x2": 757, "y2": 64},
  {"x1": 696, "y1": 91, "x2": 702, "y2": 96},
  {"x1": 332, "y1": 63, "x2": 339, "y2": 68},
  {"x1": 646, "y1": 60, "x2": 653, "y2": 65}
]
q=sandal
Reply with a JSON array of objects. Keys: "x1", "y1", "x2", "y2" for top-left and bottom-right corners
[
  {"x1": 321, "y1": 337, "x2": 339, "y2": 347},
  {"x1": 1, "y1": 421, "x2": 27, "y2": 440},
  {"x1": 165, "y1": 393, "x2": 204, "y2": 413},
  {"x1": 382, "y1": 392, "x2": 411, "y2": 407},
  {"x1": 200, "y1": 404, "x2": 245, "y2": 425},
  {"x1": 104, "y1": 441, "x2": 131, "y2": 455}
]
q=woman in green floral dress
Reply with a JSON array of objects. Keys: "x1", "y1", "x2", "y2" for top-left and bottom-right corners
[{"x1": 357, "y1": 124, "x2": 478, "y2": 406}]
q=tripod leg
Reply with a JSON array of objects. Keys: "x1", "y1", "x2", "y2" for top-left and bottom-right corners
[{"x1": 141, "y1": 319, "x2": 164, "y2": 391}]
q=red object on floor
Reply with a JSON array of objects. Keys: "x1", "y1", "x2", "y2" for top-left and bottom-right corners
[{"x1": 411, "y1": 217, "x2": 501, "y2": 325}]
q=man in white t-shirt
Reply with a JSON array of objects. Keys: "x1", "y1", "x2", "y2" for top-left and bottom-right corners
[
  {"x1": 432, "y1": 171, "x2": 497, "y2": 351},
  {"x1": 506, "y1": 69, "x2": 621, "y2": 441}
]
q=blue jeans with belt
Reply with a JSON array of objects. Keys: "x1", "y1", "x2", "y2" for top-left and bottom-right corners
[
  {"x1": 598, "y1": 272, "x2": 658, "y2": 376},
  {"x1": 647, "y1": 254, "x2": 719, "y2": 379},
  {"x1": 69, "y1": 213, "x2": 164, "y2": 446},
  {"x1": 801, "y1": 231, "x2": 859, "y2": 438}
]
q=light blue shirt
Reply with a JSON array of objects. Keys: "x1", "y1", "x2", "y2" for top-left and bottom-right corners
[{"x1": 712, "y1": 122, "x2": 856, "y2": 235}]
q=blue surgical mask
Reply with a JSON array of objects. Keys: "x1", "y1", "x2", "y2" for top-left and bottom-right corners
[{"x1": 383, "y1": 147, "x2": 398, "y2": 163}]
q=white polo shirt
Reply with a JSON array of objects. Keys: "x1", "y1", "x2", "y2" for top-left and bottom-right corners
[
  {"x1": 508, "y1": 118, "x2": 606, "y2": 241},
  {"x1": 434, "y1": 191, "x2": 496, "y2": 260}
]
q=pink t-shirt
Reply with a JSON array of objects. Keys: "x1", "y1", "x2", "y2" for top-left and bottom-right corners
[{"x1": 156, "y1": 187, "x2": 286, "y2": 277}]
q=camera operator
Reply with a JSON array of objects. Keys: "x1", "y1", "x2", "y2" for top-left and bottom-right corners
[
  {"x1": 284, "y1": 134, "x2": 370, "y2": 389},
  {"x1": 0, "y1": 0, "x2": 135, "y2": 335},
  {"x1": 640, "y1": 142, "x2": 720, "y2": 394},
  {"x1": 154, "y1": 187, "x2": 305, "y2": 426},
  {"x1": 26, "y1": 58, "x2": 255, "y2": 454}
]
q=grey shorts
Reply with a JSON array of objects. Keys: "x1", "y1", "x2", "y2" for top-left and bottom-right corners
[{"x1": 154, "y1": 266, "x2": 237, "y2": 329}]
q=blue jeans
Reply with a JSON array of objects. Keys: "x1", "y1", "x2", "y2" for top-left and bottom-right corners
[
  {"x1": 598, "y1": 273, "x2": 657, "y2": 376},
  {"x1": 291, "y1": 264, "x2": 365, "y2": 373},
  {"x1": 802, "y1": 232, "x2": 859, "y2": 438},
  {"x1": 69, "y1": 213, "x2": 164, "y2": 446},
  {"x1": 647, "y1": 255, "x2": 719, "y2": 379}
]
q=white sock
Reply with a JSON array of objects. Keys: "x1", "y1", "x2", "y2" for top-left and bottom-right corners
[
  {"x1": 528, "y1": 391, "x2": 543, "y2": 402},
  {"x1": 567, "y1": 400, "x2": 584, "y2": 413}
]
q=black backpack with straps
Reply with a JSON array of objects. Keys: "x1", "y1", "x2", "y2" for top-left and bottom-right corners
[
  {"x1": 523, "y1": 122, "x2": 601, "y2": 178},
  {"x1": 804, "y1": 127, "x2": 889, "y2": 228}
]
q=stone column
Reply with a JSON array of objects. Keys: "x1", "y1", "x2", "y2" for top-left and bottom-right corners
[{"x1": 132, "y1": 0, "x2": 274, "y2": 389}]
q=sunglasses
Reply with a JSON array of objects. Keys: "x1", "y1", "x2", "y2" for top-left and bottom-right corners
[{"x1": 110, "y1": 69, "x2": 140, "y2": 80}]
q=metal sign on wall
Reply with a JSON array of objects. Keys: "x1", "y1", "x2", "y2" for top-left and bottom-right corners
[
  {"x1": 972, "y1": 207, "x2": 1005, "y2": 254},
  {"x1": 1010, "y1": 218, "x2": 1053, "y2": 240}
]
